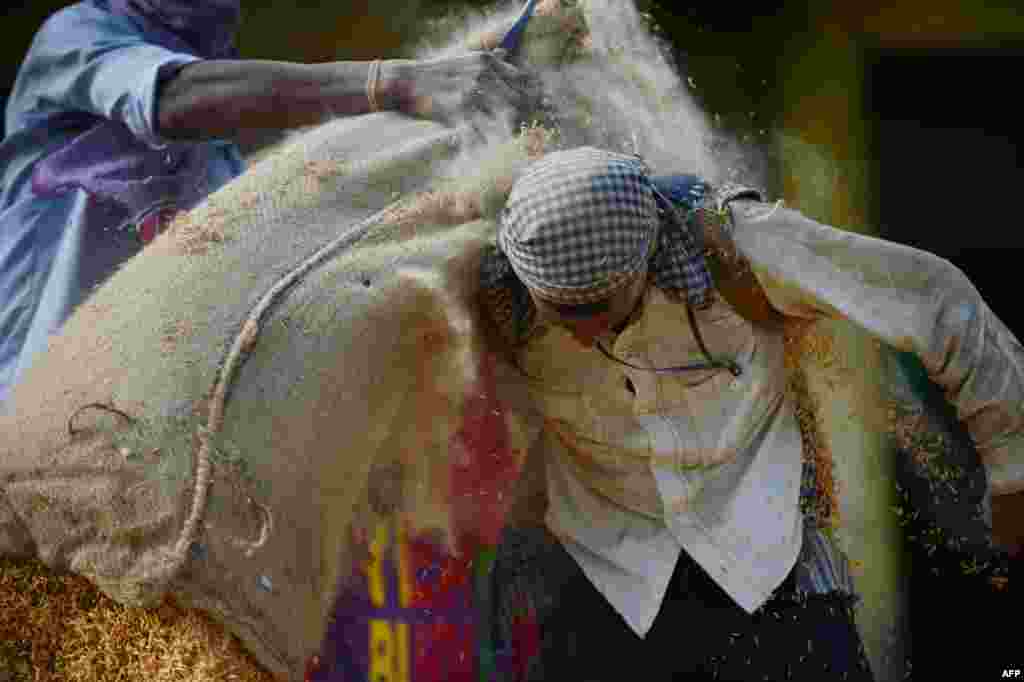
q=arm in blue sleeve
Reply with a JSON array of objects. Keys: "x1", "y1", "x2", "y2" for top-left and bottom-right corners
[{"x1": 14, "y1": 7, "x2": 200, "y2": 147}]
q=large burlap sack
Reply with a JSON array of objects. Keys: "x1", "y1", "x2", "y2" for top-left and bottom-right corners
[
  {"x1": 0, "y1": 3, "x2": 591, "y2": 678},
  {"x1": 0, "y1": 108, "x2": 565, "y2": 676}
]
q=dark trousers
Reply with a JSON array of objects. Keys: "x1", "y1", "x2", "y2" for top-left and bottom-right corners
[{"x1": 489, "y1": 525, "x2": 875, "y2": 682}]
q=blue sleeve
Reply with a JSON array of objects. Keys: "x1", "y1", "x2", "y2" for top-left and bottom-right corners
[{"x1": 10, "y1": 5, "x2": 201, "y2": 149}]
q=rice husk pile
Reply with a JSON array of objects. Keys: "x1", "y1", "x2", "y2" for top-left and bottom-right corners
[
  {"x1": 0, "y1": 557, "x2": 275, "y2": 682},
  {"x1": 782, "y1": 319, "x2": 841, "y2": 530}
]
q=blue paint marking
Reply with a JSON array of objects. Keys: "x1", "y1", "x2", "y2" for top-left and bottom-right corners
[{"x1": 499, "y1": 0, "x2": 539, "y2": 57}]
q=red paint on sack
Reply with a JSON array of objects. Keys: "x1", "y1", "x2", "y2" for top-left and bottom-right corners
[
  {"x1": 314, "y1": 352, "x2": 527, "y2": 681},
  {"x1": 447, "y1": 352, "x2": 522, "y2": 557},
  {"x1": 405, "y1": 533, "x2": 478, "y2": 682}
]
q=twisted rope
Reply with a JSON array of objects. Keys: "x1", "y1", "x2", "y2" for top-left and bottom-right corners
[{"x1": 171, "y1": 129, "x2": 462, "y2": 573}]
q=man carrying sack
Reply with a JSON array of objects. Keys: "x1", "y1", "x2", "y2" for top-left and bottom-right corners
[
  {"x1": 478, "y1": 146, "x2": 1024, "y2": 681},
  {"x1": 2, "y1": 2, "x2": 1020, "y2": 679}
]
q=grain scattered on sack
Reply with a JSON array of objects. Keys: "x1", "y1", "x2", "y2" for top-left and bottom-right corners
[
  {"x1": 168, "y1": 209, "x2": 229, "y2": 256},
  {"x1": 159, "y1": 317, "x2": 195, "y2": 355}
]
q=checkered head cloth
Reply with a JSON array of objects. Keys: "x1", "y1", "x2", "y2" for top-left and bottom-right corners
[{"x1": 498, "y1": 147, "x2": 659, "y2": 305}]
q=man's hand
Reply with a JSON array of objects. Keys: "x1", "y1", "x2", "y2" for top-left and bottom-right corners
[{"x1": 382, "y1": 50, "x2": 536, "y2": 127}]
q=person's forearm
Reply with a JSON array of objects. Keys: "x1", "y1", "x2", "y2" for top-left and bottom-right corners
[{"x1": 156, "y1": 59, "x2": 412, "y2": 142}]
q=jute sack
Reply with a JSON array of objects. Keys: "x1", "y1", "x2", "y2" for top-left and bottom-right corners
[
  {"x1": 0, "y1": 111, "x2": 562, "y2": 678},
  {"x1": 0, "y1": 1, "x2": 613, "y2": 676}
]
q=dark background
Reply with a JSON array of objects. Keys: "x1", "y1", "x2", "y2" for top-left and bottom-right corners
[
  {"x1": 869, "y1": 47, "x2": 1023, "y2": 680},
  {"x1": 3, "y1": 1, "x2": 1022, "y2": 678},
  {"x1": 868, "y1": 47, "x2": 1024, "y2": 317}
]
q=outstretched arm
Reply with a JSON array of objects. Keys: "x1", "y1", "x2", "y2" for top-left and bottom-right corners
[
  {"x1": 725, "y1": 200, "x2": 1024, "y2": 496},
  {"x1": 156, "y1": 59, "x2": 403, "y2": 140},
  {"x1": 157, "y1": 51, "x2": 529, "y2": 142},
  {"x1": 721, "y1": 199, "x2": 1024, "y2": 551},
  {"x1": 21, "y1": 5, "x2": 528, "y2": 147}
]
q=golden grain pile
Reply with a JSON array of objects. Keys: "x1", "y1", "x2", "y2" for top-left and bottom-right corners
[{"x1": 0, "y1": 557, "x2": 275, "y2": 682}]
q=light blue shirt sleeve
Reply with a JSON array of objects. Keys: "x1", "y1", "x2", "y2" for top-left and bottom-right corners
[
  {"x1": 0, "y1": 3, "x2": 245, "y2": 409},
  {"x1": 5, "y1": 3, "x2": 202, "y2": 149}
]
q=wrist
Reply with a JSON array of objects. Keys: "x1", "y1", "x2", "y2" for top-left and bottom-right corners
[{"x1": 377, "y1": 59, "x2": 418, "y2": 114}]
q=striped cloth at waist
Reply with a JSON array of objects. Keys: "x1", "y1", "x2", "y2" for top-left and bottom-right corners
[{"x1": 792, "y1": 454, "x2": 858, "y2": 599}]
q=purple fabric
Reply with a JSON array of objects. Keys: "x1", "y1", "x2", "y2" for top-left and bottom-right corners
[
  {"x1": 30, "y1": 0, "x2": 241, "y2": 230},
  {"x1": 31, "y1": 116, "x2": 211, "y2": 230},
  {"x1": 105, "y1": 0, "x2": 241, "y2": 59}
]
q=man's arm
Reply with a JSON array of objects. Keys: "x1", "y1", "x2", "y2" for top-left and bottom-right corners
[
  {"x1": 21, "y1": 6, "x2": 526, "y2": 148},
  {"x1": 155, "y1": 59, "x2": 407, "y2": 141},
  {"x1": 156, "y1": 50, "x2": 529, "y2": 142},
  {"x1": 16, "y1": 9, "x2": 204, "y2": 148},
  {"x1": 720, "y1": 200, "x2": 1024, "y2": 550},
  {"x1": 722, "y1": 200, "x2": 1024, "y2": 535}
]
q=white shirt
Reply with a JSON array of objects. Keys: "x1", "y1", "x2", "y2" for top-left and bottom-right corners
[{"x1": 515, "y1": 199, "x2": 1024, "y2": 637}]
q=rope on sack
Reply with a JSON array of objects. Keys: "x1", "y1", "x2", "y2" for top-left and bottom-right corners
[
  {"x1": 67, "y1": 402, "x2": 136, "y2": 437},
  {"x1": 172, "y1": 129, "x2": 462, "y2": 569}
]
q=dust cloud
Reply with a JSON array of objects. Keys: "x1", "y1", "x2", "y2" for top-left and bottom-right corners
[{"x1": 413, "y1": 0, "x2": 770, "y2": 193}]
